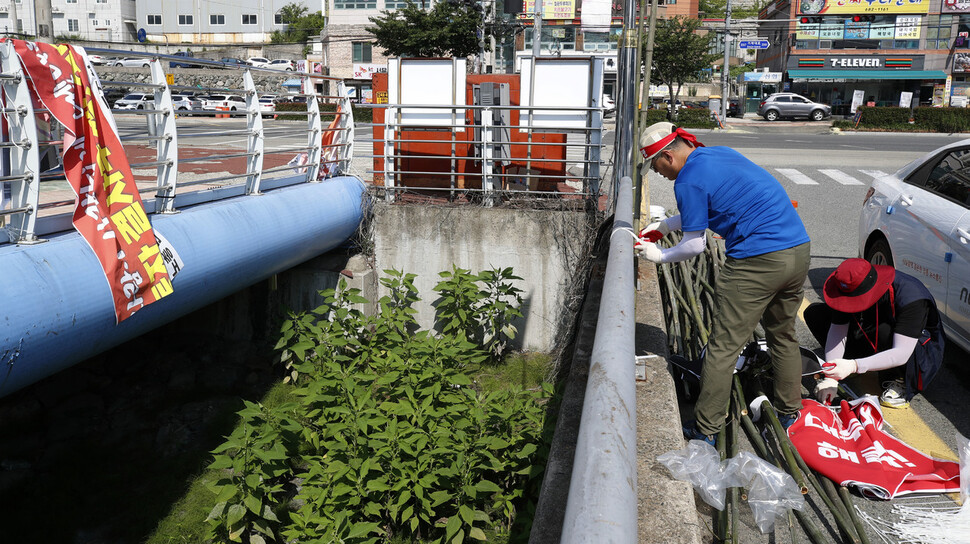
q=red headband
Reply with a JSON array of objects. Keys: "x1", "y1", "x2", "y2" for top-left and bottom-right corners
[{"x1": 640, "y1": 127, "x2": 705, "y2": 159}]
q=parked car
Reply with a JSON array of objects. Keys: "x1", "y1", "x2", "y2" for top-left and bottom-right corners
[
  {"x1": 247, "y1": 57, "x2": 271, "y2": 68},
  {"x1": 170, "y1": 51, "x2": 199, "y2": 68},
  {"x1": 114, "y1": 93, "x2": 153, "y2": 110},
  {"x1": 268, "y1": 59, "x2": 295, "y2": 71},
  {"x1": 219, "y1": 58, "x2": 248, "y2": 69},
  {"x1": 111, "y1": 57, "x2": 151, "y2": 68},
  {"x1": 602, "y1": 94, "x2": 615, "y2": 117},
  {"x1": 171, "y1": 93, "x2": 202, "y2": 113},
  {"x1": 87, "y1": 54, "x2": 107, "y2": 65},
  {"x1": 201, "y1": 94, "x2": 247, "y2": 113},
  {"x1": 757, "y1": 92, "x2": 831, "y2": 121},
  {"x1": 858, "y1": 138, "x2": 970, "y2": 354},
  {"x1": 258, "y1": 96, "x2": 277, "y2": 116}
]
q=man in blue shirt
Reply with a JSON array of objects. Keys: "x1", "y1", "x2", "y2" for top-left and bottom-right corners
[{"x1": 637, "y1": 122, "x2": 811, "y2": 445}]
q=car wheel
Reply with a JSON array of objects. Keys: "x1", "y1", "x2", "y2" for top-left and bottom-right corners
[
  {"x1": 764, "y1": 110, "x2": 779, "y2": 121},
  {"x1": 811, "y1": 109, "x2": 825, "y2": 121},
  {"x1": 866, "y1": 237, "x2": 894, "y2": 267},
  {"x1": 142, "y1": 63, "x2": 150, "y2": 68},
  {"x1": 137, "y1": 104, "x2": 144, "y2": 110}
]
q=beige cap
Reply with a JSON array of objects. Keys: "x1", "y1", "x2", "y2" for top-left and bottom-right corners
[{"x1": 639, "y1": 121, "x2": 675, "y2": 160}]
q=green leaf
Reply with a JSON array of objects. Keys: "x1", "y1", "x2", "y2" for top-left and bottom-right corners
[
  {"x1": 475, "y1": 479, "x2": 502, "y2": 494},
  {"x1": 459, "y1": 504, "x2": 475, "y2": 525},
  {"x1": 226, "y1": 503, "x2": 247, "y2": 526},
  {"x1": 262, "y1": 504, "x2": 280, "y2": 523},
  {"x1": 250, "y1": 535, "x2": 267, "y2": 544},
  {"x1": 445, "y1": 515, "x2": 461, "y2": 539},
  {"x1": 347, "y1": 521, "x2": 382, "y2": 538},
  {"x1": 244, "y1": 494, "x2": 262, "y2": 515},
  {"x1": 469, "y1": 526, "x2": 487, "y2": 541},
  {"x1": 205, "y1": 501, "x2": 227, "y2": 522}
]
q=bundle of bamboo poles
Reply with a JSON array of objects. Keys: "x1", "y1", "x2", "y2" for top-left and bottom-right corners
[{"x1": 652, "y1": 227, "x2": 871, "y2": 544}]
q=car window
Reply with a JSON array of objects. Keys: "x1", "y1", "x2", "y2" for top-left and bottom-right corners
[
  {"x1": 923, "y1": 148, "x2": 970, "y2": 207},
  {"x1": 792, "y1": 97, "x2": 807, "y2": 103},
  {"x1": 774, "y1": 96, "x2": 791, "y2": 103}
]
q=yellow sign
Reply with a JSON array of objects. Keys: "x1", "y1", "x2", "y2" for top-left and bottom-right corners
[
  {"x1": 166, "y1": 73, "x2": 174, "y2": 85},
  {"x1": 799, "y1": 0, "x2": 931, "y2": 15},
  {"x1": 376, "y1": 91, "x2": 388, "y2": 105},
  {"x1": 525, "y1": 0, "x2": 576, "y2": 20}
]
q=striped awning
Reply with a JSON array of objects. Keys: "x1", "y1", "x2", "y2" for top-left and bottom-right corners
[{"x1": 787, "y1": 70, "x2": 947, "y2": 80}]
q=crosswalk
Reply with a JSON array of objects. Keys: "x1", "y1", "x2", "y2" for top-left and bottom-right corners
[{"x1": 774, "y1": 168, "x2": 888, "y2": 186}]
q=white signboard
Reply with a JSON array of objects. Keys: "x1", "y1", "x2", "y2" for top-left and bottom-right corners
[
  {"x1": 352, "y1": 63, "x2": 387, "y2": 80},
  {"x1": 387, "y1": 58, "x2": 467, "y2": 128},
  {"x1": 899, "y1": 91, "x2": 914, "y2": 108},
  {"x1": 519, "y1": 57, "x2": 604, "y2": 130},
  {"x1": 895, "y1": 16, "x2": 922, "y2": 40},
  {"x1": 851, "y1": 89, "x2": 866, "y2": 114}
]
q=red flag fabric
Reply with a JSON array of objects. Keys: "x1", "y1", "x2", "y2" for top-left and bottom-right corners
[
  {"x1": 789, "y1": 398, "x2": 960, "y2": 499},
  {"x1": 9, "y1": 40, "x2": 172, "y2": 322}
]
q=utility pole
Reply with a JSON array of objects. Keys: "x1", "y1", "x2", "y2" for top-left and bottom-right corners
[
  {"x1": 639, "y1": 0, "x2": 659, "y2": 130},
  {"x1": 720, "y1": 0, "x2": 732, "y2": 122},
  {"x1": 532, "y1": 0, "x2": 542, "y2": 58}
]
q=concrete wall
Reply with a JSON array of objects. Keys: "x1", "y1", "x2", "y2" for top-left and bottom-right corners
[{"x1": 372, "y1": 203, "x2": 592, "y2": 352}]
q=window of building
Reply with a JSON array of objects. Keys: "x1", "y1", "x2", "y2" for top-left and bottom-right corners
[
  {"x1": 17, "y1": 19, "x2": 23, "y2": 31},
  {"x1": 525, "y1": 26, "x2": 576, "y2": 52},
  {"x1": 147, "y1": 14, "x2": 161, "y2": 25},
  {"x1": 242, "y1": 14, "x2": 258, "y2": 25},
  {"x1": 385, "y1": 0, "x2": 410, "y2": 8},
  {"x1": 275, "y1": 12, "x2": 283, "y2": 25},
  {"x1": 67, "y1": 19, "x2": 78, "y2": 32},
  {"x1": 583, "y1": 27, "x2": 620, "y2": 51},
  {"x1": 926, "y1": 14, "x2": 953, "y2": 49},
  {"x1": 794, "y1": 15, "x2": 920, "y2": 50},
  {"x1": 96, "y1": 0, "x2": 108, "y2": 3},
  {"x1": 210, "y1": 14, "x2": 225, "y2": 25},
  {"x1": 66, "y1": 0, "x2": 78, "y2": 4},
  {"x1": 335, "y1": 0, "x2": 377, "y2": 9},
  {"x1": 178, "y1": 14, "x2": 193, "y2": 25},
  {"x1": 353, "y1": 42, "x2": 373, "y2": 63}
]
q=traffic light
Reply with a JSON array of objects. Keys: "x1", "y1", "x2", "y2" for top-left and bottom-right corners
[
  {"x1": 799, "y1": 16, "x2": 822, "y2": 24},
  {"x1": 852, "y1": 15, "x2": 876, "y2": 23}
]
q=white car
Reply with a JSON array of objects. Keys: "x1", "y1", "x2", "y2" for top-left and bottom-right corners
[
  {"x1": 858, "y1": 139, "x2": 970, "y2": 353},
  {"x1": 111, "y1": 57, "x2": 151, "y2": 68},
  {"x1": 171, "y1": 94, "x2": 202, "y2": 113},
  {"x1": 602, "y1": 94, "x2": 615, "y2": 117},
  {"x1": 258, "y1": 95, "x2": 277, "y2": 116},
  {"x1": 201, "y1": 94, "x2": 248, "y2": 113},
  {"x1": 247, "y1": 57, "x2": 271, "y2": 68},
  {"x1": 114, "y1": 93, "x2": 153, "y2": 110},
  {"x1": 268, "y1": 59, "x2": 295, "y2": 71},
  {"x1": 87, "y1": 54, "x2": 107, "y2": 65}
]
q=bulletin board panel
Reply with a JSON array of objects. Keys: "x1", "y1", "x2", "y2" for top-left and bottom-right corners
[
  {"x1": 387, "y1": 58, "x2": 467, "y2": 128},
  {"x1": 519, "y1": 57, "x2": 602, "y2": 130}
]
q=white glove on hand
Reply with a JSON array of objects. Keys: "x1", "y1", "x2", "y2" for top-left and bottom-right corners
[
  {"x1": 635, "y1": 241, "x2": 663, "y2": 263},
  {"x1": 815, "y1": 377, "x2": 839, "y2": 405},
  {"x1": 822, "y1": 358, "x2": 857, "y2": 381},
  {"x1": 639, "y1": 220, "x2": 670, "y2": 240}
]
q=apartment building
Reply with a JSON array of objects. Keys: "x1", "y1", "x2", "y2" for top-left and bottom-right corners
[{"x1": 1, "y1": 0, "x2": 137, "y2": 42}]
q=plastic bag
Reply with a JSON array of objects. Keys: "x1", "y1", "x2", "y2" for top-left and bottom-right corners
[
  {"x1": 725, "y1": 452, "x2": 805, "y2": 533},
  {"x1": 657, "y1": 439, "x2": 728, "y2": 510}
]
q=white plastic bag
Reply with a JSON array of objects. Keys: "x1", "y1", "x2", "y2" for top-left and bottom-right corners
[
  {"x1": 657, "y1": 439, "x2": 729, "y2": 510},
  {"x1": 726, "y1": 452, "x2": 805, "y2": 533}
]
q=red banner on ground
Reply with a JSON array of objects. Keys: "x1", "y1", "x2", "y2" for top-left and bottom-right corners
[
  {"x1": 789, "y1": 398, "x2": 960, "y2": 499},
  {"x1": 9, "y1": 40, "x2": 172, "y2": 322}
]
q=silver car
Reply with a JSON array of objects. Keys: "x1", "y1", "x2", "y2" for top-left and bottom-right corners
[{"x1": 757, "y1": 93, "x2": 831, "y2": 122}]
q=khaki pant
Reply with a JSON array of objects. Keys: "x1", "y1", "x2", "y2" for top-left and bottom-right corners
[{"x1": 694, "y1": 242, "x2": 811, "y2": 436}]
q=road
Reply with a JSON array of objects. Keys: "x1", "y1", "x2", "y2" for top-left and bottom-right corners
[{"x1": 644, "y1": 126, "x2": 970, "y2": 543}]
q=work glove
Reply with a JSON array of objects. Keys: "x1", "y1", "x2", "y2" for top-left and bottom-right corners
[
  {"x1": 639, "y1": 220, "x2": 670, "y2": 242},
  {"x1": 815, "y1": 377, "x2": 839, "y2": 405},
  {"x1": 822, "y1": 358, "x2": 857, "y2": 381},
  {"x1": 635, "y1": 240, "x2": 663, "y2": 263}
]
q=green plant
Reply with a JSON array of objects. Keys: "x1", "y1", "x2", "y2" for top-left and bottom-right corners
[
  {"x1": 196, "y1": 268, "x2": 551, "y2": 543},
  {"x1": 433, "y1": 266, "x2": 524, "y2": 362}
]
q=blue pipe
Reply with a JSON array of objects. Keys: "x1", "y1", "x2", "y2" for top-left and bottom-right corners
[{"x1": 0, "y1": 176, "x2": 367, "y2": 398}]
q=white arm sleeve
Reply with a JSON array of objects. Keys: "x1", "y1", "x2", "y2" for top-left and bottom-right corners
[
  {"x1": 664, "y1": 214, "x2": 682, "y2": 232},
  {"x1": 659, "y1": 230, "x2": 706, "y2": 263},
  {"x1": 824, "y1": 323, "x2": 849, "y2": 361},
  {"x1": 855, "y1": 334, "x2": 919, "y2": 373}
]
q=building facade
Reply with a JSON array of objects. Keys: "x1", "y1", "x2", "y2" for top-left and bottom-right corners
[
  {"x1": 757, "y1": 0, "x2": 970, "y2": 112},
  {"x1": 135, "y1": 0, "x2": 321, "y2": 45},
  {"x1": 1, "y1": 0, "x2": 137, "y2": 42}
]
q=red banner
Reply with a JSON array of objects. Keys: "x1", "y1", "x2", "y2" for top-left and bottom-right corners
[
  {"x1": 9, "y1": 40, "x2": 172, "y2": 322},
  {"x1": 789, "y1": 398, "x2": 960, "y2": 499}
]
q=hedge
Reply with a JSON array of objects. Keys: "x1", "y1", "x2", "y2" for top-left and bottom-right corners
[
  {"x1": 833, "y1": 106, "x2": 970, "y2": 132},
  {"x1": 273, "y1": 101, "x2": 373, "y2": 123}
]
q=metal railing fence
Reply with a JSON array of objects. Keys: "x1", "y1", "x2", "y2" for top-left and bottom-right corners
[{"x1": 0, "y1": 43, "x2": 355, "y2": 245}]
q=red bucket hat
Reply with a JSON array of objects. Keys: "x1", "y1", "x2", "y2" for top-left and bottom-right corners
[{"x1": 823, "y1": 258, "x2": 895, "y2": 314}]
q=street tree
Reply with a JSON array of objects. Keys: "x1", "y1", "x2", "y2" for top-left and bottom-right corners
[
  {"x1": 644, "y1": 16, "x2": 719, "y2": 117},
  {"x1": 270, "y1": 3, "x2": 326, "y2": 45},
  {"x1": 367, "y1": 0, "x2": 485, "y2": 58}
]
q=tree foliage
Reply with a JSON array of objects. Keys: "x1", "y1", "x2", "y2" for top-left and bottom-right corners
[
  {"x1": 644, "y1": 16, "x2": 719, "y2": 115},
  {"x1": 367, "y1": 0, "x2": 486, "y2": 58},
  {"x1": 270, "y1": 3, "x2": 326, "y2": 44}
]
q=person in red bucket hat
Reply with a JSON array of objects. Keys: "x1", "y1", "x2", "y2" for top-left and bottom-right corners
[
  {"x1": 635, "y1": 122, "x2": 811, "y2": 445},
  {"x1": 804, "y1": 258, "x2": 946, "y2": 409}
]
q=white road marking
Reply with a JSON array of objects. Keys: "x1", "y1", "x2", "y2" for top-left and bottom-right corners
[
  {"x1": 819, "y1": 169, "x2": 865, "y2": 185},
  {"x1": 859, "y1": 169, "x2": 889, "y2": 179},
  {"x1": 776, "y1": 168, "x2": 818, "y2": 185}
]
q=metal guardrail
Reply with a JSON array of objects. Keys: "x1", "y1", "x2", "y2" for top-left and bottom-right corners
[
  {"x1": 356, "y1": 101, "x2": 608, "y2": 206},
  {"x1": 0, "y1": 42, "x2": 355, "y2": 245},
  {"x1": 560, "y1": 174, "x2": 637, "y2": 542}
]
